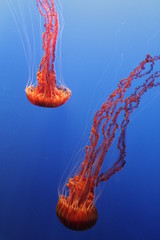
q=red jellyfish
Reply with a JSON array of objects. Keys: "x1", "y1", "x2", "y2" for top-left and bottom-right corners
[
  {"x1": 25, "y1": 0, "x2": 71, "y2": 107},
  {"x1": 56, "y1": 54, "x2": 160, "y2": 230}
]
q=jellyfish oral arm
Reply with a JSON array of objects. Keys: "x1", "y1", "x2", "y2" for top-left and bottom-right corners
[
  {"x1": 37, "y1": 0, "x2": 59, "y2": 87},
  {"x1": 81, "y1": 55, "x2": 160, "y2": 186}
]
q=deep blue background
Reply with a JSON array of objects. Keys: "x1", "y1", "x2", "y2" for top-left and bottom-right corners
[{"x1": 0, "y1": 0, "x2": 160, "y2": 239}]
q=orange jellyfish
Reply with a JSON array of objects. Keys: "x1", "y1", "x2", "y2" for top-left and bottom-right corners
[
  {"x1": 25, "y1": 0, "x2": 71, "y2": 107},
  {"x1": 56, "y1": 54, "x2": 160, "y2": 230}
]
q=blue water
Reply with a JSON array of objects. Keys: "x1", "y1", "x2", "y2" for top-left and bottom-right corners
[{"x1": 0, "y1": 0, "x2": 160, "y2": 239}]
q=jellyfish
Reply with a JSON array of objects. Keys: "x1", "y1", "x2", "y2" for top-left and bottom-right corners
[
  {"x1": 25, "y1": 0, "x2": 71, "y2": 107},
  {"x1": 56, "y1": 54, "x2": 160, "y2": 230}
]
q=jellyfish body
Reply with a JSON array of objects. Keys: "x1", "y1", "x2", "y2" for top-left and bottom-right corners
[
  {"x1": 56, "y1": 175, "x2": 98, "y2": 230},
  {"x1": 56, "y1": 54, "x2": 160, "y2": 230},
  {"x1": 26, "y1": 77, "x2": 71, "y2": 108},
  {"x1": 56, "y1": 197, "x2": 98, "y2": 231},
  {"x1": 25, "y1": 0, "x2": 71, "y2": 107}
]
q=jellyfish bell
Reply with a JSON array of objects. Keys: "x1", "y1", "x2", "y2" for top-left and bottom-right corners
[
  {"x1": 56, "y1": 175, "x2": 98, "y2": 231},
  {"x1": 25, "y1": 65, "x2": 71, "y2": 107},
  {"x1": 25, "y1": 70, "x2": 71, "y2": 107},
  {"x1": 56, "y1": 196, "x2": 98, "y2": 231},
  {"x1": 26, "y1": 85, "x2": 71, "y2": 108}
]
